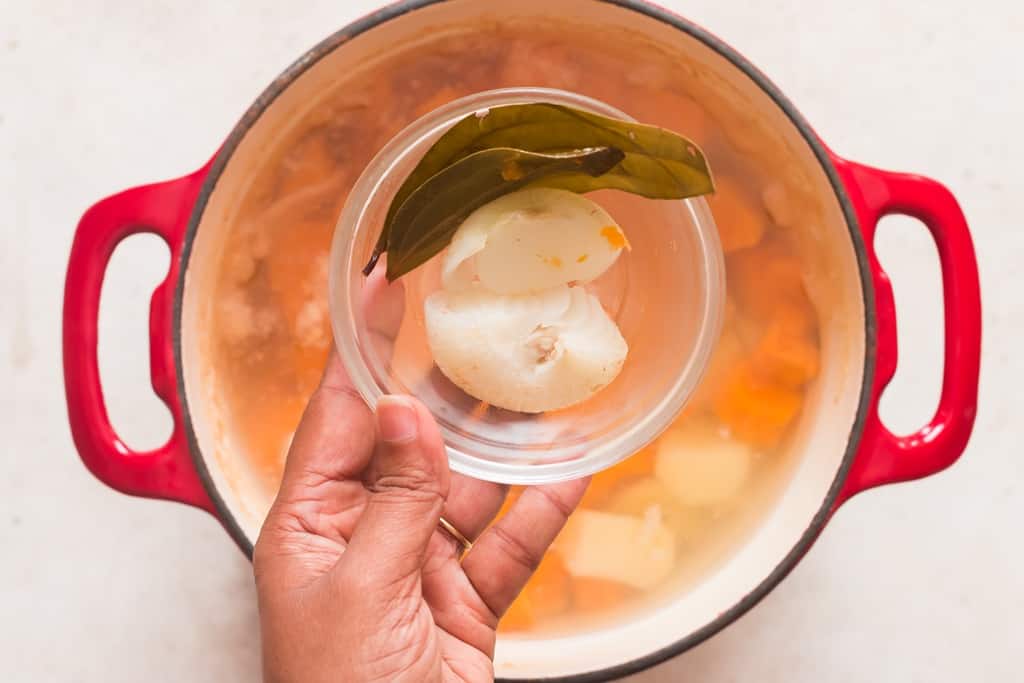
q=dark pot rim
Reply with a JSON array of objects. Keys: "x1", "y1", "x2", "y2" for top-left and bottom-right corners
[{"x1": 173, "y1": 1, "x2": 876, "y2": 681}]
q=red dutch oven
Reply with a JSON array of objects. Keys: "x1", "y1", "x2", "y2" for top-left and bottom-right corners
[{"x1": 63, "y1": 1, "x2": 981, "y2": 680}]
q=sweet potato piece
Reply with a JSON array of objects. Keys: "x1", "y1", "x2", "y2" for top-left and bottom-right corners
[
  {"x1": 713, "y1": 363, "x2": 803, "y2": 448},
  {"x1": 579, "y1": 445, "x2": 655, "y2": 509}
]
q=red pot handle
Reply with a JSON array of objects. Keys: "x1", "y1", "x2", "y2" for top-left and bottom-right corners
[
  {"x1": 63, "y1": 165, "x2": 215, "y2": 512},
  {"x1": 832, "y1": 158, "x2": 981, "y2": 507}
]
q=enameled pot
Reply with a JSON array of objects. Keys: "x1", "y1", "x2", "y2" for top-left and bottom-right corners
[{"x1": 63, "y1": 1, "x2": 982, "y2": 680}]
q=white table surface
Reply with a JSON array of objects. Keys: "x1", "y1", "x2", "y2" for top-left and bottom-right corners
[{"x1": 2, "y1": 0, "x2": 1020, "y2": 680}]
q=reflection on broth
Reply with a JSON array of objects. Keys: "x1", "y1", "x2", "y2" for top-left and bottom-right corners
[{"x1": 210, "y1": 24, "x2": 820, "y2": 636}]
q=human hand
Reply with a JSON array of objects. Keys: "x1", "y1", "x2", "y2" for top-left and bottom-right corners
[{"x1": 253, "y1": 269, "x2": 587, "y2": 683}]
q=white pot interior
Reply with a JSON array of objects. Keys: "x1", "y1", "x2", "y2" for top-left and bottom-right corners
[{"x1": 180, "y1": 0, "x2": 868, "y2": 678}]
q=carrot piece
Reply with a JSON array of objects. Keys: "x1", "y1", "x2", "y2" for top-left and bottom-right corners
[
  {"x1": 609, "y1": 443, "x2": 657, "y2": 479},
  {"x1": 751, "y1": 319, "x2": 820, "y2": 388},
  {"x1": 713, "y1": 363, "x2": 803, "y2": 448},
  {"x1": 579, "y1": 470, "x2": 622, "y2": 509}
]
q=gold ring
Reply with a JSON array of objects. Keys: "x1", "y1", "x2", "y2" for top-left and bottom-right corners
[{"x1": 438, "y1": 516, "x2": 473, "y2": 555}]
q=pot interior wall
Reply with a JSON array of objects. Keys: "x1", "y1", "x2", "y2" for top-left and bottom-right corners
[{"x1": 180, "y1": 0, "x2": 867, "y2": 678}]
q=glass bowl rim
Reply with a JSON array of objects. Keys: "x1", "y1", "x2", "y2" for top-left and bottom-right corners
[{"x1": 329, "y1": 86, "x2": 725, "y2": 484}]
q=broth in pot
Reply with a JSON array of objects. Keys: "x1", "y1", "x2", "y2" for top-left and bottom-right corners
[{"x1": 209, "y1": 21, "x2": 820, "y2": 636}]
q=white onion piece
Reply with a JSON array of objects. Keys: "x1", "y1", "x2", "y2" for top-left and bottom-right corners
[
  {"x1": 424, "y1": 285, "x2": 627, "y2": 413},
  {"x1": 441, "y1": 187, "x2": 628, "y2": 294}
]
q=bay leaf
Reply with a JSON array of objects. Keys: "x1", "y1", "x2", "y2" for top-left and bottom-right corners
[
  {"x1": 363, "y1": 103, "x2": 713, "y2": 275},
  {"x1": 384, "y1": 146, "x2": 625, "y2": 281}
]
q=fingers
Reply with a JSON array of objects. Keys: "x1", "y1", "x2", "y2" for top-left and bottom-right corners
[
  {"x1": 437, "y1": 475, "x2": 508, "y2": 553},
  {"x1": 279, "y1": 348, "x2": 376, "y2": 489},
  {"x1": 445, "y1": 478, "x2": 507, "y2": 541},
  {"x1": 461, "y1": 478, "x2": 589, "y2": 618},
  {"x1": 343, "y1": 395, "x2": 450, "y2": 587},
  {"x1": 362, "y1": 259, "x2": 507, "y2": 552},
  {"x1": 279, "y1": 260, "x2": 404, "y2": 489},
  {"x1": 256, "y1": 349, "x2": 375, "y2": 584}
]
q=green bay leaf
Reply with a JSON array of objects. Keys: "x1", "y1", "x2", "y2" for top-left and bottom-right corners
[{"x1": 364, "y1": 102, "x2": 714, "y2": 277}]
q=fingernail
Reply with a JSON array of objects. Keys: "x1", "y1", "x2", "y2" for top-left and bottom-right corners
[{"x1": 377, "y1": 395, "x2": 418, "y2": 444}]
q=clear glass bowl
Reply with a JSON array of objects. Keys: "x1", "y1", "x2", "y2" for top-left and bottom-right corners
[{"x1": 329, "y1": 88, "x2": 724, "y2": 484}]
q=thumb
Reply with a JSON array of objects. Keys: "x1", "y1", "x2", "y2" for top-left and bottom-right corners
[{"x1": 342, "y1": 395, "x2": 450, "y2": 587}]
